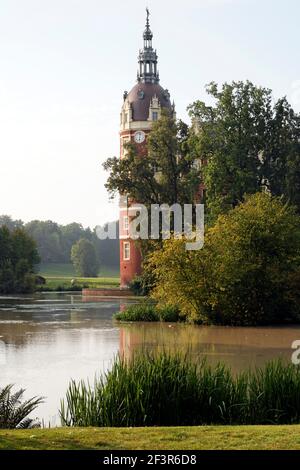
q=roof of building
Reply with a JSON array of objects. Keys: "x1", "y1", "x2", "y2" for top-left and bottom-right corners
[{"x1": 127, "y1": 82, "x2": 172, "y2": 121}]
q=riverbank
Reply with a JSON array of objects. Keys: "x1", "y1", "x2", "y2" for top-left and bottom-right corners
[{"x1": 1, "y1": 425, "x2": 300, "y2": 450}]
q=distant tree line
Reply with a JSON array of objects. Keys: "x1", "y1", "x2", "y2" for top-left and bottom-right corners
[
  {"x1": 0, "y1": 226, "x2": 40, "y2": 293},
  {"x1": 0, "y1": 216, "x2": 119, "y2": 268}
]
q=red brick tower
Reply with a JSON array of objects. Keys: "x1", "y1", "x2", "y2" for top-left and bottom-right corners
[{"x1": 119, "y1": 9, "x2": 175, "y2": 288}]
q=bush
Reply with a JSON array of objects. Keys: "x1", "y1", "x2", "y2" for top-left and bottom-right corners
[
  {"x1": 113, "y1": 303, "x2": 181, "y2": 322},
  {"x1": 149, "y1": 193, "x2": 300, "y2": 325},
  {"x1": 129, "y1": 271, "x2": 156, "y2": 296},
  {"x1": 128, "y1": 276, "x2": 147, "y2": 296},
  {"x1": 114, "y1": 304, "x2": 159, "y2": 322},
  {"x1": 60, "y1": 353, "x2": 300, "y2": 427},
  {"x1": 157, "y1": 305, "x2": 181, "y2": 322}
]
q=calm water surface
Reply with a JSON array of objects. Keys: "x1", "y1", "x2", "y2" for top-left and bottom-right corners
[{"x1": 1, "y1": 293, "x2": 300, "y2": 424}]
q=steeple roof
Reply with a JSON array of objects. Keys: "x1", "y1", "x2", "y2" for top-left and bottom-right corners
[
  {"x1": 137, "y1": 9, "x2": 159, "y2": 84},
  {"x1": 121, "y1": 9, "x2": 174, "y2": 123}
]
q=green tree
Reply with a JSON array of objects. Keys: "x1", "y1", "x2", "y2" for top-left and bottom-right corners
[
  {"x1": 0, "y1": 215, "x2": 23, "y2": 231},
  {"x1": 93, "y1": 221, "x2": 120, "y2": 268},
  {"x1": 0, "y1": 227, "x2": 40, "y2": 294},
  {"x1": 149, "y1": 193, "x2": 300, "y2": 326},
  {"x1": 0, "y1": 215, "x2": 120, "y2": 269},
  {"x1": 25, "y1": 220, "x2": 64, "y2": 263},
  {"x1": 188, "y1": 81, "x2": 300, "y2": 221},
  {"x1": 71, "y1": 239, "x2": 99, "y2": 277},
  {"x1": 103, "y1": 111, "x2": 201, "y2": 208}
]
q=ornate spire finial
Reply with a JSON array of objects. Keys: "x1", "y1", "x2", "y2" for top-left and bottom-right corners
[{"x1": 137, "y1": 9, "x2": 159, "y2": 84}]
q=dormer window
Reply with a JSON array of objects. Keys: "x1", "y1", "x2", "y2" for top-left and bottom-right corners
[{"x1": 152, "y1": 111, "x2": 158, "y2": 121}]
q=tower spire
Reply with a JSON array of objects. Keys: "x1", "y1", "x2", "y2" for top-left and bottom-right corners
[{"x1": 137, "y1": 8, "x2": 159, "y2": 84}]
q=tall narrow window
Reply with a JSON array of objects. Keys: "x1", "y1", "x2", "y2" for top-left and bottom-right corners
[
  {"x1": 123, "y1": 242, "x2": 130, "y2": 261},
  {"x1": 152, "y1": 111, "x2": 158, "y2": 121},
  {"x1": 123, "y1": 216, "x2": 129, "y2": 231}
]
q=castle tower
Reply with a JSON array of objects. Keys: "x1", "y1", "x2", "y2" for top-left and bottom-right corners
[{"x1": 119, "y1": 9, "x2": 175, "y2": 288}]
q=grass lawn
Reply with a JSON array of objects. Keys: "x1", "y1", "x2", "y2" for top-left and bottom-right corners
[
  {"x1": 39, "y1": 263, "x2": 120, "y2": 278},
  {"x1": 0, "y1": 425, "x2": 300, "y2": 450},
  {"x1": 38, "y1": 263, "x2": 120, "y2": 290}
]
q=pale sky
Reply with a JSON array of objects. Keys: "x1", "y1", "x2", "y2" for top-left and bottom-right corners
[{"x1": 0, "y1": 0, "x2": 299, "y2": 228}]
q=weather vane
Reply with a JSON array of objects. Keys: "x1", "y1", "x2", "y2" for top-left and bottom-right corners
[{"x1": 146, "y1": 7, "x2": 150, "y2": 27}]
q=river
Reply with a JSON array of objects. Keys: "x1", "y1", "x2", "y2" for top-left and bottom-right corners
[{"x1": 1, "y1": 292, "x2": 300, "y2": 425}]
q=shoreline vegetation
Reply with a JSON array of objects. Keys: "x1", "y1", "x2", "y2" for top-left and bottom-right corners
[
  {"x1": 60, "y1": 352, "x2": 300, "y2": 427},
  {"x1": 114, "y1": 304, "x2": 181, "y2": 323},
  {"x1": 3, "y1": 353, "x2": 300, "y2": 449}
]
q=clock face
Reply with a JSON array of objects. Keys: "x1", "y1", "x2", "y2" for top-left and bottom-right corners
[{"x1": 134, "y1": 131, "x2": 145, "y2": 144}]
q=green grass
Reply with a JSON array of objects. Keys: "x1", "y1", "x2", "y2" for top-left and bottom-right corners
[
  {"x1": 39, "y1": 263, "x2": 119, "y2": 278},
  {"x1": 41, "y1": 277, "x2": 120, "y2": 291},
  {"x1": 38, "y1": 263, "x2": 120, "y2": 291},
  {"x1": 1, "y1": 425, "x2": 300, "y2": 450}
]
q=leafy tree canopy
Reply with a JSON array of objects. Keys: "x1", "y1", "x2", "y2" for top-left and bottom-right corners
[
  {"x1": 0, "y1": 226, "x2": 40, "y2": 294},
  {"x1": 0, "y1": 216, "x2": 119, "y2": 268},
  {"x1": 149, "y1": 193, "x2": 300, "y2": 326},
  {"x1": 71, "y1": 238, "x2": 100, "y2": 277},
  {"x1": 188, "y1": 81, "x2": 300, "y2": 221},
  {"x1": 103, "y1": 111, "x2": 201, "y2": 207}
]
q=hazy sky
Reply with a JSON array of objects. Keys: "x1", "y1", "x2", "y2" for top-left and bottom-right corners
[{"x1": 0, "y1": 0, "x2": 299, "y2": 228}]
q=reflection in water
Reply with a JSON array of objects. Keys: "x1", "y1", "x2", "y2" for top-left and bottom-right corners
[
  {"x1": 1, "y1": 293, "x2": 300, "y2": 424},
  {"x1": 119, "y1": 323, "x2": 300, "y2": 373}
]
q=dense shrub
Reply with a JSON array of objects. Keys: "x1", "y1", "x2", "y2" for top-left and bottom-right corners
[
  {"x1": 158, "y1": 305, "x2": 182, "y2": 322},
  {"x1": 129, "y1": 276, "x2": 148, "y2": 296},
  {"x1": 114, "y1": 303, "x2": 181, "y2": 322},
  {"x1": 60, "y1": 353, "x2": 300, "y2": 427},
  {"x1": 129, "y1": 270, "x2": 156, "y2": 296},
  {"x1": 149, "y1": 193, "x2": 300, "y2": 325},
  {"x1": 114, "y1": 304, "x2": 159, "y2": 322}
]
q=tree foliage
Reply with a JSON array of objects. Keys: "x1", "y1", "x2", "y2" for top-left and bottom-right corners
[
  {"x1": 71, "y1": 239, "x2": 99, "y2": 277},
  {"x1": 104, "y1": 111, "x2": 201, "y2": 207},
  {"x1": 0, "y1": 226, "x2": 40, "y2": 294},
  {"x1": 0, "y1": 216, "x2": 119, "y2": 268},
  {"x1": 149, "y1": 193, "x2": 300, "y2": 325},
  {"x1": 188, "y1": 81, "x2": 300, "y2": 221}
]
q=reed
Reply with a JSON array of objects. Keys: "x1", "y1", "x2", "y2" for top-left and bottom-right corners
[{"x1": 60, "y1": 353, "x2": 300, "y2": 427}]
